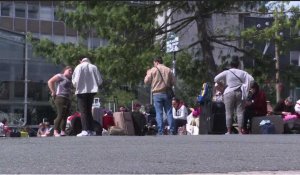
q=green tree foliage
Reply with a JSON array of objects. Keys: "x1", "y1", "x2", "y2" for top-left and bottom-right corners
[
  {"x1": 32, "y1": 1, "x2": 300, "y2": 105},
  {"x1": 241, "y1": 1, "x2": 300, "y2": 102}
]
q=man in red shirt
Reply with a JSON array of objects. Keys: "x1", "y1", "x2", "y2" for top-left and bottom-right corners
[{"x1": 243, "y1": 82, "x2": 267, "y2": 133}]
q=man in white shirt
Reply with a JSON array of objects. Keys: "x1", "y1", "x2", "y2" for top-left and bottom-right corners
[{"x1": 72, "y1": 57, "x2": 103, "y2": 136}]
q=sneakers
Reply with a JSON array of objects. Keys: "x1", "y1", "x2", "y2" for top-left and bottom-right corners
[
  {"x1": 77, "y1": 130, "x2": 89, "y2": 137},
  {"x1": 60, "y1": 131, "x2": 66, "y2": 136},
  {"x1": 89, "y1": 131, "x2": 96, "y2": 136},
  {"x1": 54, "y1": 133, "x2": 61, "y2": 137},
  {"x1": 54, "y1": 130, "x2": 61, "y2": 137}
]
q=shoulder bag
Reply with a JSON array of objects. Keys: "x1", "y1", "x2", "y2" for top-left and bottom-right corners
[{"x1": 156, "y1": 67, "x2": 175, "y2": 99}]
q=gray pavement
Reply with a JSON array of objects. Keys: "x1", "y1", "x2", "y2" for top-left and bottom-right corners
[{"x1": 1, "y1": 135, "x2": 300, "y2": 174}]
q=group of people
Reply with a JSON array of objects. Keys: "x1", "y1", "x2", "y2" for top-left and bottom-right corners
[
  {"x1": 144, "y1": 55, "x2": 300, "y2": 136},
  {"x1": 214, "y1": 56, "x2": 300, "y2": 134},
  {"x1": 47, "y1": 57, "x2": 103, "y2": 137},
  {"x1": 44, "y1": 54, "x2": 300, "y2": 137}
]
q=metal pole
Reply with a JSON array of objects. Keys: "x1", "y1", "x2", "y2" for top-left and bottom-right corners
[
  {"x1": 172, "y1": 52, "x2": 176, "y2": 92},
  {"x1": 173, "y1": 52, "x2": 176, "y2": 77},
  {"x1": 23, "y1": 35, "x2": 28, "y2": 126}
]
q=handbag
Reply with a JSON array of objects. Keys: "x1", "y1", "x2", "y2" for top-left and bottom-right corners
[
  {"x1": 156, "y1": 67, "x2": 175, "y2": 98},
  {"x1": 166, "y1": 87, "x2": 175, "y2": 99}
]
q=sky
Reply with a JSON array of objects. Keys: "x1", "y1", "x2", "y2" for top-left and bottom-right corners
[
  {"x1": 287, "y1": 1, "x2": 300, "y2": 8},
  {"x1": 268, "y1": 1, "x2": 300, "y2": 9}
]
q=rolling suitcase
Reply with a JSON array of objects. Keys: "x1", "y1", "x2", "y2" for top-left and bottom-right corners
[
  {"x1": 113, "y1": 112, "x2": 135, "y2": 135},
  {"x1": 208, "y1": 102, "x2": 227, "y2": 134},
  {"x1": 92, "y1": 98, "x2": 104, "y2": 126},
  {"x1": 131, "y1": 111, "x2": 147, "y2": 136}
]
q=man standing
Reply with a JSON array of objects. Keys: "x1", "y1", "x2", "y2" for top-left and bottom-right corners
[
  {"x1": 214, "y1": 56, "x2": 254, "y2": 134},
  {"x1": 144, "y1": 56, "x2": 176, "y2": 135},
  {"x1": 72, "y1": 57, "x2": 103, "y2": 136}
]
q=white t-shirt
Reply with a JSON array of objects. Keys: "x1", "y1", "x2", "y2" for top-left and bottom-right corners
[
  {"x1": 72, "y1": 61, "x2": 103, "y2": 95},
  {"x1": 172, "y1": 105, "x2": 188, "y2": 120}
]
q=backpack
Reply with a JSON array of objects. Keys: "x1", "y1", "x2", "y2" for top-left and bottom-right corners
[
  {"x1": 197, "y1": 82, "x2": 213, "y2": 105},
  {"x1": 66, "y1": 113, "x2": 82, "y2": 136}
]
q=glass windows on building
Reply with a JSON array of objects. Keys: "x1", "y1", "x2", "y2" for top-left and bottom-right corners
[
  {"x1": 53, "y1": 8, "x2": 62, "y2": 21},
  {"x1": 28, "y1": 4, "x2": 39, "y2": 19},
  {"x1": 290, "y1": 51, "x2": 300, "y2": 66},
  {"x1": 0, "y1": 29, "x2": 60, "y2": 125},
  {"x1": 1, "y1": 2, "x2": 13, "y2": 17},
  {"x1": 39, "y1": 6, "x2": 53, "y2": 20},
  {"x1": 15, "y1": 3, "x2": 26, "y2": 18},
  {"x1": 0, "y1": 81, "x2": 9, "y2": 100}
]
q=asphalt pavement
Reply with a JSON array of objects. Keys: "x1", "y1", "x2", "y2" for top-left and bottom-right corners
[{"x1": 1, "y1": 134, "x2": 300, "y2": 174}]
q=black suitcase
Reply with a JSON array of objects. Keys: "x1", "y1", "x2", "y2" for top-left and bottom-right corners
[
  {"x1": 131, "y1": 111, "x2": 147, "y2": 136},
  {"x1": 208, "y1": 102, "x2": 227, "y2": 134}
]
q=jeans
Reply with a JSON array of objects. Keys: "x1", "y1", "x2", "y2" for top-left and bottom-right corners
[
  {"x1": 153, "y1": 93, "x2": 175, "y2": 135},
  {"x1": 77, "y1": 93, "x2": 96, "y2": 131}
]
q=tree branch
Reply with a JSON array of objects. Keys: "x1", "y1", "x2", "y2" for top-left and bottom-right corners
[{"x1": 210, "y1": 38, "x2": 251, "y2": 55}]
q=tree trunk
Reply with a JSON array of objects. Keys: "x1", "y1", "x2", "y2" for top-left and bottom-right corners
[
  {"x1": 275, "y1": 41, "x2": 281, "y2": 102},
  {"x1": 196, "y1": 17, "x2": 217, "y2": 82}
]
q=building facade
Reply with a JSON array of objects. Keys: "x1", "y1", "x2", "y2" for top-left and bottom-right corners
[{"x1": 0, "y1": 1, "x2": 106, "y2": 125}]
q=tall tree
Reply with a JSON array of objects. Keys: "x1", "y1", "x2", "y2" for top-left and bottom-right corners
[
  {"x1": 242, "y1": 2, "x2": 300, "y2": 102},
  {"x1": 32, "y1": 1, "x2": 300, "y2": 105}
]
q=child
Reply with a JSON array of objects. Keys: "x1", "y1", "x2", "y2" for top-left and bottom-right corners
[{"x1": 186, "y1": 105, "x2": 201, "y2": 135}]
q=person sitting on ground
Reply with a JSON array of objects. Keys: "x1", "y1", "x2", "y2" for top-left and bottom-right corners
[
  {"x1": 243, "y1": 82, "x2": 267, "y2": 133},
  {"x1": 172, "y1": 97, "x2": 188, "y2": 134},
  {"x1": 37, "y1": 122, "x2": 52, "y2": 137},
  {"x1": 282, "y1": 99, "x2": 300, "y2": 121},
  {"x1": 119, "y1": 105, "x2": 129, "y2": 112},
  {"x1": 186, "y1": 104, "x2": 201, "y2": 135},
  {"x1": 0, "y1": 118, "x2": 10, "y2": 137},
  {"x1": 273, "y1": 96, "x2": 295, "y2": 116}
]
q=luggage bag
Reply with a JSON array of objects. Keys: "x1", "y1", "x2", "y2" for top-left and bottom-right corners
[
  {"x1": 131, "y1": 111, "x2": 147, "y2": 136},
  {"x1": 113, "y1": 112, "x2": 135, "y2": 135},
  {"x1": 251, "y1": 115, "x2": 283, "y2": 134},
  {"x1": 208, "y1": 102, "x2": 227, "y2": 134}
]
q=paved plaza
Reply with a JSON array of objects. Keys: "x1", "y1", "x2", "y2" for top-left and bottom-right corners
[{"x1": 1, "y1": 135, "x2": 300, "y2": 174}]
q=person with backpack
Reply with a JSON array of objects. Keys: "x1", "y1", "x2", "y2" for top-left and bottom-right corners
[
  {"x1": 214, "y1": 56, "x2": 254, "y2": 134},
  {"x1": 144, "y1": 56, "x2": 176, "y2": 135}
]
